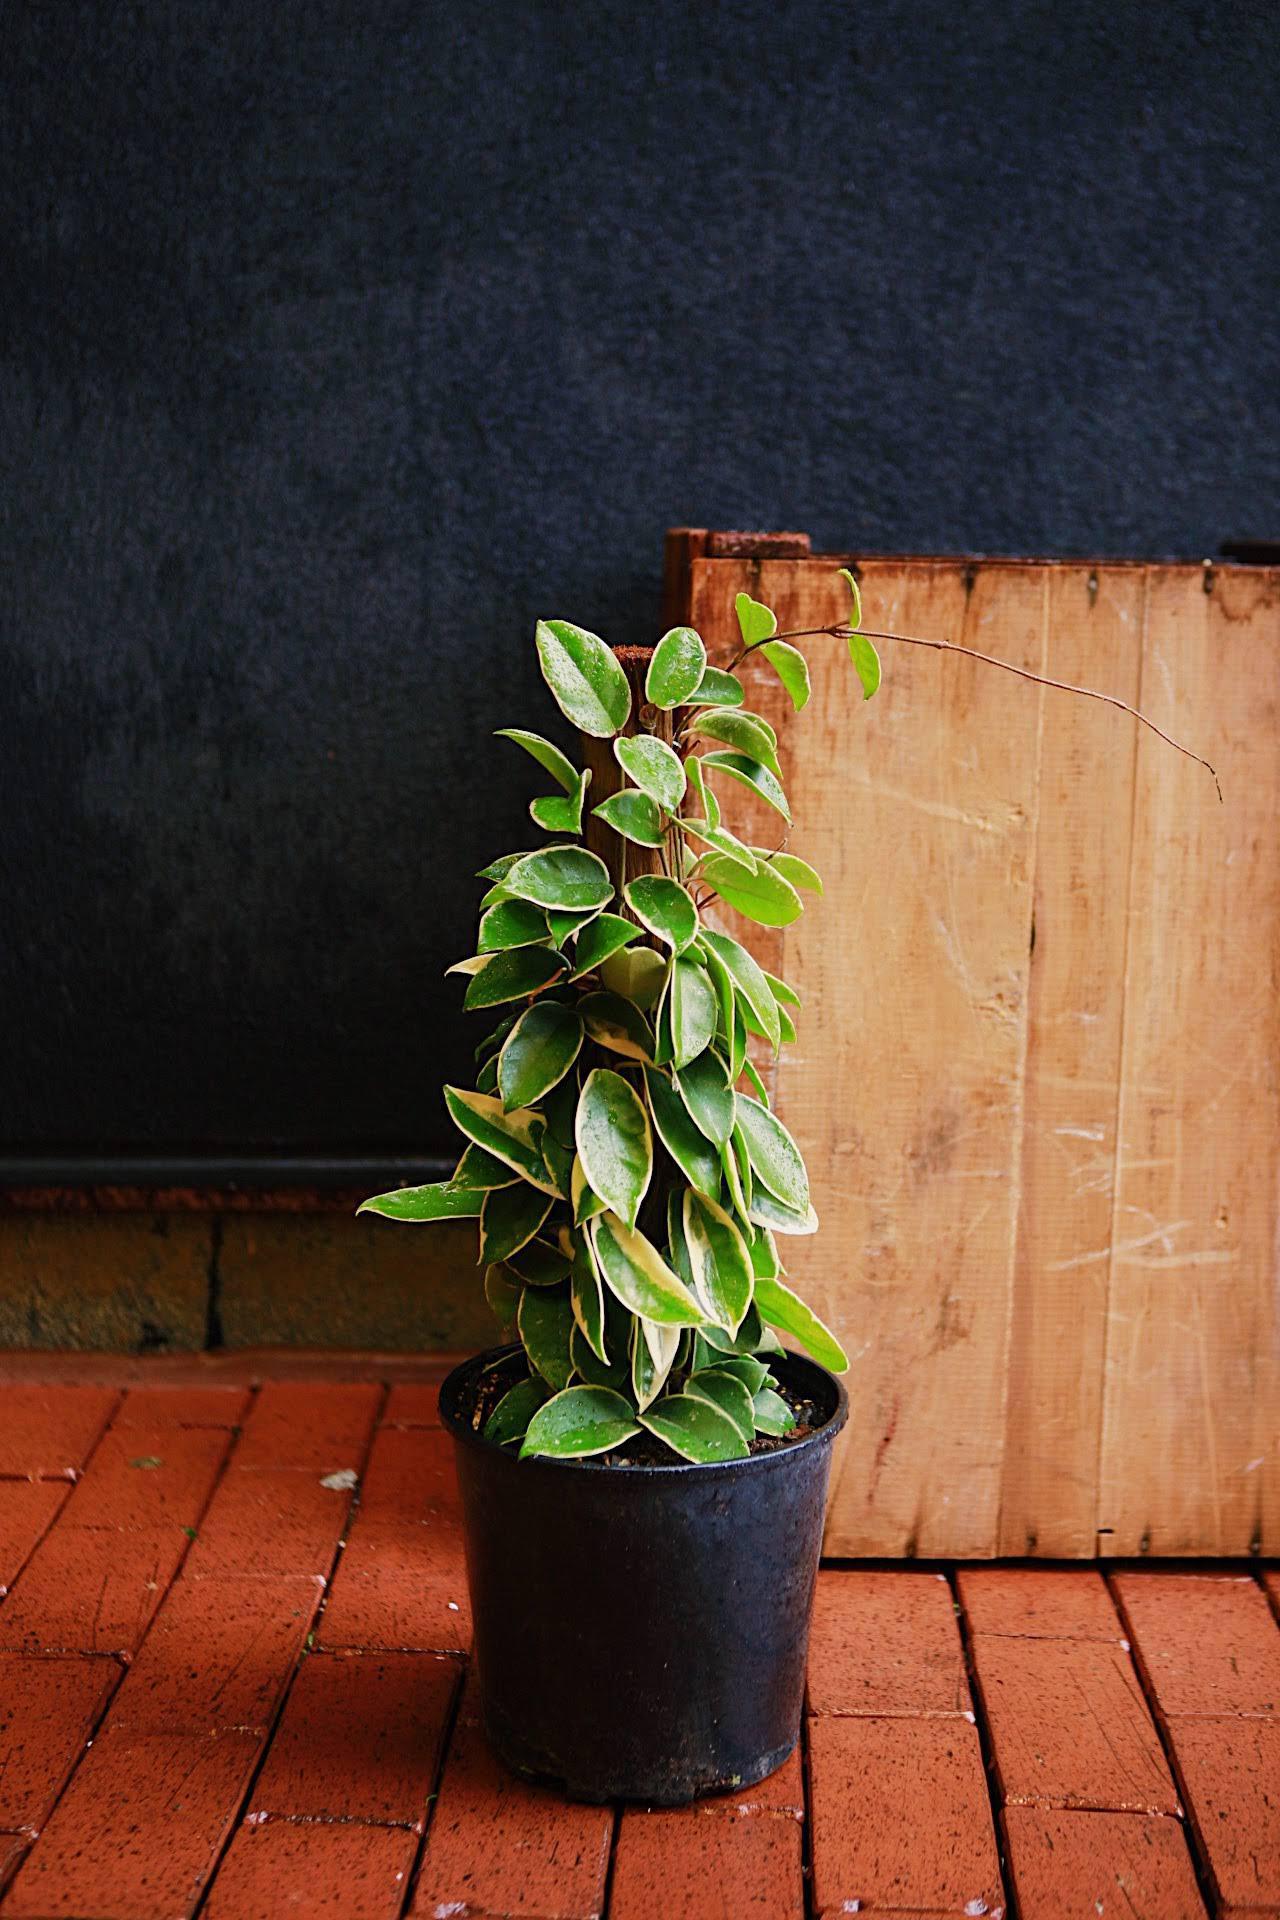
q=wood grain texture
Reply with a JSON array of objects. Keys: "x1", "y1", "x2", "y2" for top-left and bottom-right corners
[
  {"x1": 673, "y1": 540, "x2": 1279, "y2": 1557},
  {"x1": 1097, "y1": 565, "x2": 1280, "y2": 1556}
]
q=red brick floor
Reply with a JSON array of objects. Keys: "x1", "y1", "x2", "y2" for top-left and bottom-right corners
[{"x1": 0, "y1": 1361, "x2": 1276, "y2": 1919}]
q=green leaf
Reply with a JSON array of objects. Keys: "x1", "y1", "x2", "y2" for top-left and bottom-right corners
[
  {"x1": 686, "y1": 1368, "x2": 755, "y2": 1444},
  {"x1": 624, "y1": 877, "x2": 698, "y2": 953},
  {"x1": 599, "y1": 946, "x2": 668, "y2": 1013},
  {"x1": 699, "y1": 930, "x2": 781, "y2": 1051},
  {"x1": 578, "y1": 989, "x2": 655, "y2": 1063},
  {"x1": 535, "y1": 618, "x2": 631, "y2": 738},
  {"x1": 747, "y1": 1188, "x2": 819, "y2": 1236},
  {"x1": 753, "y1": 1275, "x2": 848, "y2": 1371},
  {"x1": 571, "y1": 1153, "x2": 607, "y2": 1226},
  {"x1": 683, "y1": 666, "x2": 745, "y2": 709},
  {"x1": 646, "y1": 626, "x2": 707, "y2": 707},
  {"x1": 686, "y1": 755, "x2": 720, "y2": 829},
  {"x1": 683, "y1": 1190, "x2": 754, "y2": 1334},
  {"x1": 697, "y1": 937, "x2": 736, "y2": 1046},
  {"x1": 768, "y1": 853, "x2": 822, "y2": 896},
  {"x1": 632, "y1": 1315, "x2": 680, "y2": 1411},
  {"x1": 474, "y1": 1011, "x2": 519, "y2": 1066},
  {"x1": 477, "y1": 899, "x2": 551, "y2": 953},
  {"x1": 588, "y1": 1211, "x2": 705, "y2": 1326},
  {"x1": 699, "y1": 854, "x2": 803, "y2": 928},
  {"x1": 687, "y1": 709, "x2": 782, "y2": 779},
  {"x1": 706, "y1": 1354, "x2": 770, "y2": 1395},
  {"x1": 735, "y1": 1092, "x2": 809, "y2": 1214},
  {"x1": 530, "y1": 769, "x2": 591, "y2": 835},
  {"x1": 495, "y1": 728, "x2": 579, "y2": 795},
  {"x1": 575, "y1": 1068, "x2": 652, "y2": 1228},
  {"x1": 734, "y1": 592, "x2": 777, "y2": 647},
  {"x1": 568, "y1": 912, "x2": 642, "y2": 979},
  {"x1": 670, "y1": 954, "x2": 718, "y2": 1069},
  {"x1": 443, "y1": 1087, "x2": 559, "y2": 1194},
  {"x1": 507, "y1": 1236, "x2": 572, "y2": 1287},
  {"x1": 497, "y1": 1003, "x2": 583, "y2": 1112},
  {"x1": 740, "y1": 1055, "x2": 771, "y2": 1105},
  {"x1": 759, "y1": 640, "x2": 811, "y2": 712},
  {"x1": 752, "y1": 1386, "x2": 797, "y2": 1435},
  {"x1": 505, "y1": 846, "x2": 613, "y2": 912},
  {"x1": 675, "y1": 1048, "x2": 735, "y2": 1148},
  {"x1": 640, "y1": 1394, "x2": 749, "y2": 1463},
  {"x1": 614, "y1": 734, "x2": 686, "y2": 811},
  {"x1": 541, "y1": 1072, "x2": 578, "y2": 1146},
  {"x1": 569, "y1": 1239, "x2": 609, "y2": 1361},
  {"x1": 701, "y1": 1301, "x2": 765, "y2": 1357},
  {"x1": 357, "y1": 1182, "x2": 485, "y2": 1223},
  {"x1": 838, "y1": 566, "x2": 864, "y2": 632},
  {"x1": 484, "y1": 1262, "x2": 520, "y2": 1329},
  {"x1": 445, "y1": 955, "x2": 491, "y2": 976},
  {"x1": 763, "y1": 970, "x2": 801, "y2": 1008},
  {"x1": 701, "y1": 751, "x2": 790, "y2": 823},
  {"x1": 722, "y1": 1130, "x2": 750, "y2": 1223},
  {"x1": 484, "y1": 1375, "x2": 551, "y2": 1446},
  {"x1": 571, "y1": 1322, "x2": 627, "y2": 1390},
  {"x1": 477, "y1": 852, "x2": 527, "y2": 883},
  {"x1": 678, "y1": 816, "x2": 758, "y2": 873},
  {"x1": 479, "y1": 1182, "x2": 555, "y2": 1264},
  {"x1": 592, "y1": 790, "x2": 667, "y2": 847},
  {"x1": 520, "y1": 1384, "x2": 640, "y2": 1458},
  {"x1": 454, "y1": 1143, "x2": 519, "y2": 1189},
  {"x1": 848, "y1": 630, "x2": 882, "y2": 701},
  {"x1": 463, "y1": 947, "x2": 566, "y2": 1010},
  {"x1": 747, "y1": 1223, "x2": 781, "y2": 1280},
  {"x1": 547, "y1": 904, "x2": 601, "y2": 947},
  {"x1": 517, "y1": 1284, "x2": 576, "y2": 1390},
  {"x1": 643, "y1": 1066, "x2": 721, "y2": 1201}
]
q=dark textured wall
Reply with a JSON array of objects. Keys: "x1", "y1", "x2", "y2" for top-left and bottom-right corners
[{"x1": 3, "y1": 0, "x2": 1277, "y2": 1163}]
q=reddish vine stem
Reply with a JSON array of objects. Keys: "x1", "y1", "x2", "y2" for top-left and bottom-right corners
[{"x1": 728, "y1": 625, "x2": 1223, "y2": 802}]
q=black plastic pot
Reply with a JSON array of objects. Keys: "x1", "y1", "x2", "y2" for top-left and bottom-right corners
[{"x1": 439, "y1": 1344, "x2": 848, "y2": 1803}]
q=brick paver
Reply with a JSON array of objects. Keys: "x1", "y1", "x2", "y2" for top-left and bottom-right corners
[
  {"x1": 971, "y1": 1633, "x2": 1179, "y2": 1812},
  {"x1": 0, "y1": 1377, "x2": 1275, "y2": 1920},
  {"x1": 1113, "y1": 1571, "x2": 1280, "y2": 1717},
  {"x1": 1002, "y1": 1806, "x2": 1205, "y2": 1919},
  {"x1": 807, "y1": 1568, "x2": 969, "y2": 1715}
]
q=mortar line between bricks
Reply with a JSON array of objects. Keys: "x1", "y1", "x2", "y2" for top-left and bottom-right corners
[
  {"x1": 187, "y1": 1381, "x2": 389, "y2": 1918},
  {"x1": 947, "y1": 1568, "x2": 1018, "y2": 1920},
  {"x1": 800, "y1": 1709, "x2": 816, "y2": 1920},
  {"x1": 397, "y1": 1639, "x2": 469, "y2": 1919},
  {"x1": 1103, "y1": 1571, "x2": 1223, "y2": 1918}
]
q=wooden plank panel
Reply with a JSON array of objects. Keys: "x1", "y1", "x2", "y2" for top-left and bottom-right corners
[
  {"x1": 998, "y1": 566, "x2": 1144, "y2": 1555},
  {"x1": 1097, "y1": 565, "x2": 1280, "y2": 1555},
  {"x1": 688, "y1": 556, "x2": 1047, "y2": 1556}
]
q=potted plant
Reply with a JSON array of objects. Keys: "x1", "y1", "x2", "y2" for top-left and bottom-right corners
[{"x1": 360, "y1": 571, "x2": 1214, "y2": 1803}]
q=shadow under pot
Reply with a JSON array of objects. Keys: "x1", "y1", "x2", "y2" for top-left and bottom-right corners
[{"x1": 438, "y1": 1343, "x2": 848, "y2": 1804}]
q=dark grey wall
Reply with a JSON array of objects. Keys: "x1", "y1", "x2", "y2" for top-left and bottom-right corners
[{"x1": 3, "y1": 1, "x2": 1276, "y2": 1164}]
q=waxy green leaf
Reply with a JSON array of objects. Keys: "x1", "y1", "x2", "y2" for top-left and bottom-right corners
[
  {"x1": 484, "y1": 1262, "x2": 520, "y2": 1329},
  {"x1": 686, "y1": 1367, "x2": 755, "y2": 1444},
  {"x1": 463, "y1": 945, "x2": 566, "y2": 1010},
  {"x1": 578, "y1": 989, "x2": 655, "y2": 1062},
  {"x1": 752, "y1": 1386, "x2": 797, "y2": 1435},
  {"x1": 839, "y1": 568, "x2": 881, "y2": 699},
  {"x1": 484, "y1": 1375, "x2": 551, "y2": 1446},
  {"x1": 477, "y1": 898, "x2": 551, "y2": 953},
  {"x1": 357, "y1": 1182, "x2": 485, "y2": 1223},
  {"x1": 678, "y1": 816, "x2": 758, "y2": 873},
  {"x1": 479, "y1": 1181, "x2": 555, "y2": 1264},
  {"x1": 702, "y1": 751, "x2": 791, "y2": 822},
  {"x1": 753, "y1": 1274, "x2": 848, "y2": 1371},
  {"x1": 633, "y1": 1316, "x2": 680, "y2": 1411},
  {"x1": 699, "y1": 853, "x2": 803, "y2": 927},
  {"x1": 495, "y1": 728, "x2": 579, "y2": 794},
  {"x1": 506, "y1": 1236, "x2": 572, "y2": 1287},
  {"x1": 505, "y1": 846, "x2": 613, "y2": 912},
  {"x1": 686, "y1": 755, "x2": 720, "y2": 829},
  {"x1": 614, "y1": 734, "x2": 686, "y2": 811},
  {"x1": 676, "y1": 1048, "x2": 735, "y2": 1148},
  {"x1": 568, "y1": 911, "x2": 642, "y2": 979},
  {"x1": 643, "y1": 1066, "x2": 721, "y2": 1201},
  {"x1": 587, "y1": 1212, "x2": 705, "y2": 1326},
  {"x1": 670, "y1": 954, "x2": 718, "y2": 1069},
  {"x1": 443, "y1": 1087, "x2": 559, "y2": 1195},
  {"x1": 747, "y1": 1188, "x2": 820, "y2": 1236},
  {"x1": 646, "y1": 626, "x2": 707, "y2": 707},
  {"x1": 535, "y1": 619, "x2": 631, "y2": 737},
  {"x1": 687, "y1": 709, "x2": 782, "y2": 778},
  {"x1": 547, "y1": 903, "x2": 601, "y2": 947},
  {"x1": 763, "y1": 969, "x2": 801, "y2": 1008},
  {"x1": 571, "y1": 1153, "x2": 607, "y2": 1226},
  {"x1": 454, "y1": 1143, "x2": 519, "y2": 1189},
  {"x1": 497, "y1": 1003, "x2": 583, "y2": 1111},
  {"x1": 517, "y1": 1284, "x2": 576, "y2": 1390},
  {"x1": 571, "y1": 1323, "x2": 628, "y2": 1390},
  {"x1": 520, "y1": 1385, "x2": 639, "y2": 1459},
  {"x1": 575, "y1": 1068, "x2": 652, "y2": 1228},
  {"x1": 769, "y1": 852, "x2": 822, "y2": 896},
  {"x1": 839, "y1": 566, "x2": 864, "y2": 633},
  {"x1": 735, "y1": 592, "x2": 777, "y2": 647},
  {"x1": 706, "y1": 1354, "x2": 770, "y2": 1395},
  {"x1": 570, "y1": 1240, "x2": 609, "y2": 1361},
  {"x1": 747, "y1": 1223, "x2": 781, "y2": 1280},
  {"x1": 683, "y1": 666, "x2": 745, "y2": 709},
  {"x1": 592, "y1": 790, "x2": 667, "y2": 846},
  {"x1": 683, "y1": 1190, "x2": 754, "y2": 1334},
  {"x1": 530, "y1": 768, "x2": 590, "y2": 835},
  {"x1": 598, "y1": 945, "x2": 667, "y2": 1011},
  {"x1": 639, "y1": 1394, "x2": 749, "y2": 1463},
  {"x1": 759, "y1": 640, "x2": 811, "y2": 711},
  {"x1": 700, "y1": 930, "x2": 781, "y2": 1051},
  {"x1": 736, "y1": 1092, "x2": 809, "y2": 1214},
  {"x1": 624, "y1": 877, "x2": 698, "y2": 953}
]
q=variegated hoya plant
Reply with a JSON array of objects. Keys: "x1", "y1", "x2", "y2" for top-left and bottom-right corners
[{"x1": 361, "y1": 575, "x2": 881, "y2": 1464}]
